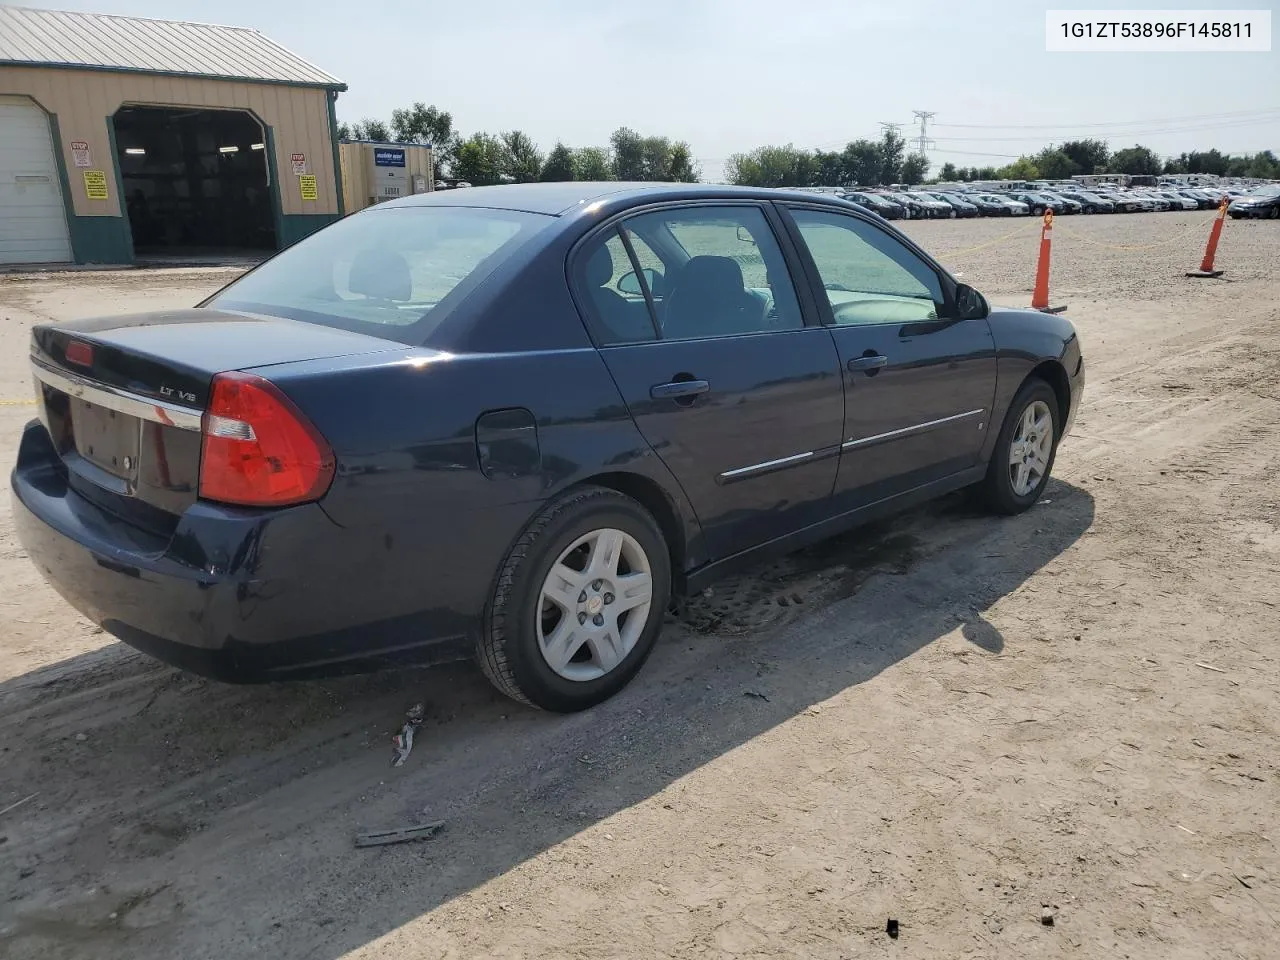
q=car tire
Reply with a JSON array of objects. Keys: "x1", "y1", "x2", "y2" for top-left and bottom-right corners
[
  {"x1": 478, "y1": 485, "x2": 672, "y2": 712},
  {"x1": 980, "y1": 378, "x2": 1061, "y2": 516}
]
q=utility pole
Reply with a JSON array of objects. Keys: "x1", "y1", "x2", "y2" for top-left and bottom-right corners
[{"x1": 911, "y1": 111, "x2": 936, "y2": 156}]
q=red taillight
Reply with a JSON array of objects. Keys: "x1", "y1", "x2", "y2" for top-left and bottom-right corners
[
  {"x1": 65, "y1": 341, "x2": 94, "y2": 367},
  {"x1": 198, "y1": 372, "x2": 335, "y2": 507}
]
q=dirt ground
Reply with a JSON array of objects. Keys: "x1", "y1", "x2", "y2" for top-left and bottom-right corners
[{"x1": 1, "y1": 211, "x2": 1278, "y2": 959}]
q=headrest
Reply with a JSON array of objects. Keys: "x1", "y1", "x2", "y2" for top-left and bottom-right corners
[
  {"x1": 349, "y1": 249, "x2": 412, "y2": 301},
  {"x1": 586, "y1": 242, "x2": 615, "y2": 289}
]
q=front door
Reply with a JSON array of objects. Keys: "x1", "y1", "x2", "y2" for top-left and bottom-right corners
[
  {"x1": 574, "y1": 203, "x2": 844, "y2": 561},
  {"x1": 780, "y1": 205, "x2": 998, "y2": 510}
]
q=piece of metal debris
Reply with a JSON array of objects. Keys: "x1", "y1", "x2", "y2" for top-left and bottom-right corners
[
  {"x1": 885, "y1": 918, "x2": 899, "y2": 939},
  {"x1": 355, "y1": 820, "x2": 445, "y2": 848},
  {"x1": 391, "y1": 703, "x2": 426, "y2": 767},
  {"x1": 0, "y1": 793, "x2": 38, "y2": 819}
]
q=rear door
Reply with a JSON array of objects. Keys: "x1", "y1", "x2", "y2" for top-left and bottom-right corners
[
  {"x1": 778, "y1": 204, "x2": 997, "y2": 510},
  {"x1": 573, "y1": 202, "x2": 844, "y2": 562}
]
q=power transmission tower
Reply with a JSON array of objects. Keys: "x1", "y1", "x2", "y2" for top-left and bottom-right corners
[
  {"x1": 911, "y1": 111, "x2": 936, "y2": 156},
  {"x1": 878, "y1": 122, "x2": 903, "y2": 136}
]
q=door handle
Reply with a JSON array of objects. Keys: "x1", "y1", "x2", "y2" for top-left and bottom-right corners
[
  {"x1": 650, "y1": 379, "x2": 710, "y2": 400},
  {"x1": 847, "y1": 355, "x2": 888, "y2": 373}
]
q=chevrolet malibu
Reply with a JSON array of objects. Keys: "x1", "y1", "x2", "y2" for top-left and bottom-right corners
[{"x1": 12, "y1": 183, "x2": 1084, "y2": 712}]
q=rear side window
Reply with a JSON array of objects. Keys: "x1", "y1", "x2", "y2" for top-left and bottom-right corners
[{"x1": 208, "y1": 206, "x2": 550, "y2": 345}]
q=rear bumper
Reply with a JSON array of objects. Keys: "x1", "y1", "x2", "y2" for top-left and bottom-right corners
[{"x1": 11, "y1": 421, "x2": 471, "y2": 681}]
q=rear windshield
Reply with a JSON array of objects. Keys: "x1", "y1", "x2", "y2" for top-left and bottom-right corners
[{"x1": 207, "y1": 205, "x2": 551, "y2": 344}]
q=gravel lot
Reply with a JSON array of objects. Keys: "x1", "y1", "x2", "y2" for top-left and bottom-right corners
[{"x1": 2, "y1": 211, "x2": 1279, "y2": 959}]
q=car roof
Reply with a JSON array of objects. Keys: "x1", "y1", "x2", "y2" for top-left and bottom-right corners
[{"x1": 384, "y1": 181, "x2": 861, "y2": 216}]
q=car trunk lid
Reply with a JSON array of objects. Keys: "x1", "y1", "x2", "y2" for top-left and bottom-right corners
[{"x1": 30, "y1": 308, "x2": 401, "y2": 533}]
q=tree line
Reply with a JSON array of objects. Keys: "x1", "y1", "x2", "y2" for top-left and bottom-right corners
[
  {"x1": 336, "y1": 103, "x2": 698, "y2": 184},
  {"x1": 725, "y1": 134, "x2": 1279, "y2": 187},
  {"x1": 724, "y1": 129, "x2": 930, "y2": 189},
  {"x1": 937, "y1": 139, "x2": 1280, "y2": 183}
]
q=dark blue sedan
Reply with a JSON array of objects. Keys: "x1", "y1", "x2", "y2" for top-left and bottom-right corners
[{"x1": 12, "y1": 183, "x2": 1084, "y2": 711}]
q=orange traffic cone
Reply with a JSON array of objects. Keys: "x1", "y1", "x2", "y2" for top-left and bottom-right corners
[
  {"x1": 1030, "y1": 210, "x2": 1066, "y2": 314},
  {"x1": 1186, "y1": 196, "x2": 1229, "y2": 279}
]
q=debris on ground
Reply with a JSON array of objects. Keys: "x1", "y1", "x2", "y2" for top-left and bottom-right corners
[
  {"x1": 0, "y1": 792, "x2": 38, "y2": 818},
  {"x1": 391, "y1": 703, "x2": 426, "y2": 767},
  {"x1": 354, "y1": 820, "x2": 445, "y2": 848},
  {"x1": 743, "y1": 690, "x2": 771, "y2": 702},
  {"x1": 1041, "y1": 905, "x2": 1056, "y2": 926},
  {"x1": 885, "y1": 918, "x2": 899, "y2": 939}
]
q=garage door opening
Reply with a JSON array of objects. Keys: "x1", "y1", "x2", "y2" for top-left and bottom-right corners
[{"x1": 113, "y1": 106, "x2": 276, "y2": 258}]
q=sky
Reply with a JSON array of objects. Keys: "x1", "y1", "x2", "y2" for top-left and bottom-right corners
[{"x1": 14, "y1": 0, "x2": 1280, "y2": 180}]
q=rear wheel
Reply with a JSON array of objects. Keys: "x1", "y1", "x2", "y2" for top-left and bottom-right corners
[
  {"x1": 478, "y1": 486, "x2": 671, "y2": 711},
  {"x1": 981, "y1": 379, "x2": 1060, "y2": 515}
]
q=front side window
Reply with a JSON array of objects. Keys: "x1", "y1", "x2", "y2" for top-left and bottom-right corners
[
  {"x1": 788, "y1": 208, "x2": 945, "y2": 326},
  {"x1": 209, "y1": 206, "x2": 551, "y2": 345}
]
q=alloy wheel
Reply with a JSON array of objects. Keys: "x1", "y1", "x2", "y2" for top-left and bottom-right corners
[
  {"x1": 1008, "y1": 400, "x2": 1054, "y2": 497},
  {"x1": 536, "y1": 528, "x2": 653, "y2": 681}
]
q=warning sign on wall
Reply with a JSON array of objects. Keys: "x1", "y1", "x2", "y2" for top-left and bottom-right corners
[
  {"x1": 291, "y1": 153, "x2": 307, "y2": 175},
  {"x1": 298, "y1": 175, "x2": 318, "y2": 201},
  {"x1": 83, "y1": 170, "x2": 109, "y2": 200},
  {"x1": 70, "y1": 141, "x2": 92, "y2": 167}
]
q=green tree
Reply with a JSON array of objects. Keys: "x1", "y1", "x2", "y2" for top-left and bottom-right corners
[
  {"x1": 1245, "y1": 150, "x2": 1279, "y2": 179},
  {"x1": 610, "y1": 128, "x2": 646, "y2": 180},
  {"x1": 499, "y1": 130, "x2": 543, "y2": 182},
  {"x1": 813, "y1": 149, "x2": 845, "y2": 186},
  {"x1": 667, "y1": 142, "x2": 699, "y2": 182},
  {"x1": 609, "y1": 127, "x2": 694, "y2": 181},
  {"x1": 841, "y1": 139, "x2": 881, "y2": 186},
  {"x1": 900, "y1": 152, "x2": 929, "y2": 184},
  {"x1": 347, "y1": 118, "x2": 390, "y2": 142},
  {"x1": 1033, "y1": 148, "x2": 1079, "y2": 179},
  {"x1": 996, "y1": 156, "x2": 1040, "y2": 180},
  {"x1": 878, "y1": 128, "x2": 906, "y2": 185},
  {"x1": 938, "y1": 162, "x2": 959, "y2": 182},
  {"x1": 336, "y1": 121, "x2": 353, "y2": 140},
  {"x1": 453, "y1": 132, "x2": 506, "y2": 185},
  {"x1": 724, "y1": 144, "x2": 815, "y2": 187},
  {"x1": 1057, "y1": 138, "x2": 1110, "y2": 174},
  {"x1": 540, "y1": 142, "x2": 576, "y2": 181},
  {"x1": 1108, "y1": 145, "x2": 1162, "y2": 176},
  {"x1": 390, "y1": 102, "x2": 456, "y2": 175},
  {"x1": 573, "y1": 146, "x2": 612, "y2": 181}
]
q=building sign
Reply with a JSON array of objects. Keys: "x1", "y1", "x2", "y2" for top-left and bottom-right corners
[
  {"x1": 83, "y1": 170, "x2": 109, "y2": 200},
  {"x1": 298, "y1": 175, "x2": 318, "y2": 201},
  {"x1": 70, "y1": 140, "x2": 91, "y2": 167},
  {"x1": 374, "y1": 148, "x2": 406, "y2": 167},
  {"x1": 291, "y1": 152, "x2": 307, "y2": 175}
]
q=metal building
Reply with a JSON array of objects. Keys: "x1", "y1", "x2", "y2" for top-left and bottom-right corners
[{"x1": 0, "y1": 5, "x2": 346, "y2": 265}]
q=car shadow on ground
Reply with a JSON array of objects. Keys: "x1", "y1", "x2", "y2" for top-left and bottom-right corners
[{"x1": 0, "y1": 479, "x2": 1094, "y2": 959}]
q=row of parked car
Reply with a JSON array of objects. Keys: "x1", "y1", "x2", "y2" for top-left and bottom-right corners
[{"x1": 837, "y1": 183, "x2": 1280, "y2": 220}]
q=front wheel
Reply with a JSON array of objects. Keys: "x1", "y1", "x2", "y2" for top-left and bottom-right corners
[
  {"x1": 478, "y1": 486, "x2": 671, "y2": 711},
  {"x1": 980, "y1": 379, "x2": 1061, "y2": 515}
]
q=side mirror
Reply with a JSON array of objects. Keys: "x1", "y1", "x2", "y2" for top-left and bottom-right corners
[
  {"x1": 617, "y1": 268, "x2": 659, "y2": 296},
  {"x1": 735, "y1": 225, "x2": 757, "y2": 245},
  {"x1": 955, "y1": 282, "x2": 988, "y2": 320}
]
